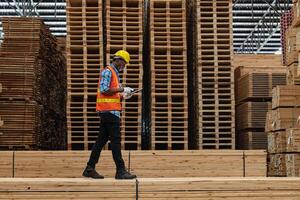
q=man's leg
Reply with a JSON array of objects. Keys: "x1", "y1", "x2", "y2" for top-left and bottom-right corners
[
  {"x1": 87, "y1": 114, "x2": 109, "y2": 168},
  {"x1": 106, "y1": 113, "x2": 136, "y2": 179},
  {"x1": 83, "y1": 113, "x2": 109, "y2": 179}
]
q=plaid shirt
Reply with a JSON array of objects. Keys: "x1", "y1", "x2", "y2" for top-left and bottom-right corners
[{"x1": 99, "y1": 64, "x2": 121, "y2": 118}]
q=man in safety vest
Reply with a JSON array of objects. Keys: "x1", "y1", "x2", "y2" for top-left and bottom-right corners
[{"x1": 82, "y1": 50, "x2": 137, "y2": 179}]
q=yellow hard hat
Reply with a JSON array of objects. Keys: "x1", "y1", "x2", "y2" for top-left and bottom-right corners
[{"x1": 114, "y1": 50, "x2": 130, "y2": 64}]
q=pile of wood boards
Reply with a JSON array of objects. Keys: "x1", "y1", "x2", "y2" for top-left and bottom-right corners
[
  {"x1": 267, "y1": 85, "x2": 300, "y2": 176},
  {"x1": 0, "y1": 17, "x2": 66, "y2": 150},
  {"x1": 234, "y1": 55, "x2": 286, "y2": 150}
]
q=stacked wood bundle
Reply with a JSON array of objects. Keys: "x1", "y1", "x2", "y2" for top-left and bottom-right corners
[
  {"x1": 267, "y1": 85, "x2": 300, "y2": 176},
  {"x1": 0, "y1": 150, "x2": 266, "y2": 178},
  {"x1": 0, "y1": 17, "x2": 66, "y2": 150},
  {"x1": 234, "y1": 57, "x2": 286, "y2": 150},
  {"x1": 284, "y1": 1, "x2": 300, "y2": 85},
  {"x1": 281, "y1": 9, "x2": 293, "y2": 66}
]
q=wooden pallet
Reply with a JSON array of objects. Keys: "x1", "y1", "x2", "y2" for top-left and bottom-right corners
[
  {"x1": 195, "y1": 0, "x2": 235, "y2": 149},
  {"x1": 106, "y1": 0, "x2": 143, "y2": 150},
  {"x1": 150, "y1": 0, "x2": 188, "y2": 150},
  {"x1": 66, "y1": 0, "x2": 104, "y2": 150}
]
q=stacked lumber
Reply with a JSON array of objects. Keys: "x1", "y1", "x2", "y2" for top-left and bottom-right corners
[
  {"x1": 2, "y1": 177, "x2": 300, "y2": 199},
  {"x1": 234, "y1": 62, "x2": 286, "y2": 150},
  {"x1": 281, "y1": 9, "x2": 293, "y2": 65},
  {"x1": 236, "y1": 102, "x2": 271, "y2": 131},
  {"x1": 233, "y1": 54, "x2": 284, "y2": 70},
  {"x1": 66, "y1": 0, "x2": 103, "y2": 150},
  {"x1": 0, "y1": 178, "x2": 136, "y2": 199},
  {"x1": 284, "y1": 2, "x2": 300, "y2": 85},
  {"x1": 106, "y1": 0, "x2": 143, "y2": 150},
  {"x1": 0, "y1": 150, "x2": 266, "y2": 178},
  {"x1": 194, "y1": 0, "x2": 235, "y2": 149},
  {"x1": 138, "y1": 177, "x2": 300, "y2": 199},
  {"x1": 56, "y1": 36, "x2": 66, "y2": 58},
  {"x1": 150, "y1": 0, "x2": 188, "y2": 150},
  {"x1": 0, "y1": 152, "x2": 13, "y2": 178},
  {"x1": 236, "y1": 72, "x2": 286, "y2": 103},
  {"x1": 267, "y1": 85, "x2": 300, "y2": 176},
  {"x1": 0, "y1": 17, "x2": 66, "y2": 150}
]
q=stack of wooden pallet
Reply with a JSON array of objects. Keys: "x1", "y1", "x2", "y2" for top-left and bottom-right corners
[
  {"x1": 150, "y1": 0, "x2": 188, "y2": 150},
  {"x1": 234, "y1": 56, "x2": 286, "y2": 150},
  {"x1": 193, "y1": 0, "x2": 235, "y2": 149},
  {"x1": 106, "y1": 0, "x2": 143, "y2": 150},
  {"x1": 0, "y1": 17, "x2": 66, "y2": 150},
  {"x1": 66, "y1": 0, "x2": 103, "y2": 150},
  {"x1": 267, "y1": 85, "x2": 300, "y2": 176}
]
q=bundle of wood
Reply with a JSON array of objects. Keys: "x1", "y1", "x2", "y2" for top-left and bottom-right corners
[{"x1": 0, "y1": 17, "x2": 66, "y2": 150}]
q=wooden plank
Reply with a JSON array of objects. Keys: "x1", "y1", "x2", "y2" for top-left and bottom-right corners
[
  {"x1": 14, "y1": 151, "x2": 129, "y2": 178},
  {"x1": 0, "y1": 151, "x2": 13, "y2": 177},
  {"x1": 286, "y1": 128, "x2": 300, "y2": 152},
  {"x1": 0, "y1": 178, "x2": 136, "y2": 199},
  {"x1": 139, "y1": 177, "x2": 300, "y2": 199},
  {"x1": 130, "y1": 150, "x2": 266, "y2": 177},
  {"x1": 268, "y1": 154, "x2": 286, "y2": 177},
  {"x1": 237, "y1": 131, "x2": 267, "y2": 150},
  {"x1": 286, "y1": 153, "x2": 300, "y2": 177},
  {"x1": 236, "y1": 102, "x2": 271, "y2": 130},
  {"x1": 233, "y1": 54, "x2": 284, "y2": 71},
  {"x1": 244, "y1": 150, "x2": 267, "y2": 176},
  {"x1": 8, "y1": 150, "x2": 267, "y2": 178},
  {"x1": 272, "y1": 85, "x2": 300, "y2": 109}
]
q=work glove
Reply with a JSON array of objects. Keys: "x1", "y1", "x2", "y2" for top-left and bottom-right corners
[
  {"x1": 123, "y1": 87, "x2": 134, "y2": 94},
  {"x1": 122, "y1": 92, "x2": 133, "y2": 100}
]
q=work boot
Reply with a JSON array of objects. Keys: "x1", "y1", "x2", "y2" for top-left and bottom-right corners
[
  {"x1": 82, "y1": 165, "x2": 104, "y2": 179},
  {"x1": 115, "y1": 169, "x2": 137, "y2": 179}
]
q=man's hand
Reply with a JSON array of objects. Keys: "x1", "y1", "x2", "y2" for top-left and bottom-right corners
[
  {"x1": 123, "y1": 87, "x2": 134, "y2": 94},
  {"x1": 122, "y1": 92, "x2": 133, "y2": 100}
]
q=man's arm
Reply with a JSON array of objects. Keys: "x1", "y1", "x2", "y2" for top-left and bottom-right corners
[{"x1": 100, "y1": 69, "x2": 124, "y2": 95}]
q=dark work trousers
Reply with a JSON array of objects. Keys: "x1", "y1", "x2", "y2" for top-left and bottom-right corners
[{"x1": 87, "y1": 112, "x2": 125, "y2": 171}]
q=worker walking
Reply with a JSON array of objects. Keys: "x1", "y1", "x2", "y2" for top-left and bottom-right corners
[{"x1": 83, "y1": 50, "x2": 137, "y2": 179}]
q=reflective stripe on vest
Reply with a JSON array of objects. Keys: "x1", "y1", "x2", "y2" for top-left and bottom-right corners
[{"x1": 96, "y1": 98, "x2": 120, "y2": 103}]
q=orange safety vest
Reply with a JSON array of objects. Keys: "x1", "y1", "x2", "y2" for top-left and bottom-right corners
[{"x1": 96, "y1": 66, "x2": 121, "y2": 111}]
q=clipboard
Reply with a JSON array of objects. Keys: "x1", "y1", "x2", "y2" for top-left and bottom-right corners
[{"x1": 132, "y1": 88, "x2": 143, "y2": 94}]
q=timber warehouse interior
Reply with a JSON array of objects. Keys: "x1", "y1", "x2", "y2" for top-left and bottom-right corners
[{"x1": 1, "y1": 0, "x2": 300, "y2": 199}]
